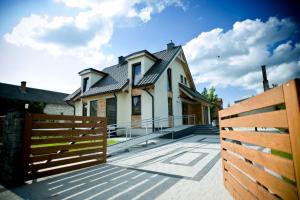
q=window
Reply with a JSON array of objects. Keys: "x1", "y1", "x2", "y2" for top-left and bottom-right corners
[
  {"x1": 132, "y1": 96, "x2": 141, "y2": 115},
  {"x1": 82, "y1": 103, "x2": 88, "y2": 116},
  {"x1": 90, "y1": 100, "x2": 98, "y2": 116},
  {"x1": 167, "y1": 68, "x2": 172, "y2": 91},
  {"x1": 180, "y1": 75, "x2": 183, "y2": 83},
  {"x1": 168, "y1": 98, "x2": 173, "y2": 116},
  {"x1": 184, "y1": 77, "x2": 187, "y2": 85},
  {"x1": 132, "y1": 63, "x2": 142, "y2": 86},
  {"x1": 83, "y1": 77, "x2": 89, "y2": 92}
]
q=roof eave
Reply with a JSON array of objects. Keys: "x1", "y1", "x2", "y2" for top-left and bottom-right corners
[{"x1": 81, "y1": 80, "x2": 129, "y2": 98}]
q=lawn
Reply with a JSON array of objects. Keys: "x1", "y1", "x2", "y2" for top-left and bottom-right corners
[
  {"x1": 31, "y1": 138, "x2": 118, "y2": 148},
  {"x1": 271, "y1": 149, "x2": 295, "y2": 185}
]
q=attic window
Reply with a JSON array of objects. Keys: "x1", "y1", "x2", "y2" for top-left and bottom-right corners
[
  {"x1": 132, "y1": 63, "x2": 141, "y2": 86},
  {"x1": 83, "y1": 77, "x2": 89, "y2": 92},
  {"x1": 184, "y1": 77, "x2": 187, "y2": 85},
  {"x1": 180, "y1": 75, "x2": 183, "y2": 83},
  {"x1": 167, "y1": 68, "x2": 172, "y2": 91}
]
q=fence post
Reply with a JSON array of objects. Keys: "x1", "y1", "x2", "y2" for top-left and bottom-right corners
[
  {"x1": 102, "y1": 119, "x2": 107, "y2": 162},
  {"x1": 0, "y1": 111, "x2": 26, "y2": 186},
  {"x1": 283, "y1": 79, "x2": 300, "y2": 198}
]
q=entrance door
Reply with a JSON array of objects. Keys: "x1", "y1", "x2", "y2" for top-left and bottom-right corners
[
  {"x1": 106, "y1": 98, "x2": 117, "y2": 125},
  {"x1": 182, "y1": 103, "x2": 188, "y2": 125}
]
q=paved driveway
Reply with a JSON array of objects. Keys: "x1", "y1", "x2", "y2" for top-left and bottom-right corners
[{"x1": 0, "y1": 135, "x2": 232, "y2": 200}]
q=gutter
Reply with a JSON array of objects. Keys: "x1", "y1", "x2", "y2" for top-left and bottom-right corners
[
  {"x1": 113, "y1": 92, "x2": 117, "y2": 124},
  {"x1": 66, "y1": 101, "x2": 75, "y2": 115},
  {"x1": 143, "y1": 88, "x2": 155, "y2": 132}
]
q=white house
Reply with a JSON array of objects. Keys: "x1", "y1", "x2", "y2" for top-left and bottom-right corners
[{"x1": 65, "y1": 42, "x2": 212, "y2": 128}]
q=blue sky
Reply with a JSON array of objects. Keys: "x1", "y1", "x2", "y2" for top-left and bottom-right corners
[{"x1": 0, "y1": 0, "x2": 299, "y2": 107}]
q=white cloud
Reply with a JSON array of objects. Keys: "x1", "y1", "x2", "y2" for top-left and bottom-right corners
[
  {"x1": 183, "y1": 17, "x2": 300, "y2": 93},
  {"x1": 4, "y1": 0, "x2": 186, "y2": 67}
]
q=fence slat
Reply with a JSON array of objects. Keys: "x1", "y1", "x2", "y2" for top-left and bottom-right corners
[
  {"x1": 31, "y1": 113, "x2": 105, "y2": 122},
  {"x1": 31, "y1": 136, "x2": 103, "y2": 145},
  {"x1": 219, "y1": 86, "x2": 284, "y2": 118},
  {"x1": 223, "y1": 150, "x2": 298, "y2": 200},
  {"x1": 31, "y1": 142, "x2": 104, "y2": 155},
  {"x1": 29, "y1": 154, "x2": 102, "y2": 171},
  {"x1": 283, "y1": 79, "x2": 300, "y2": 197},
  {"x1": 221, "y1": 130, "x2": 292, "y2": 153},
  {"x1": 31, "y1": 129, "x2": 104, "y2": 137},
  {"x1": 27, "y1": 160, "x2": 104, "y2": 180},
  {"x1": 224, "y1": 170, "x2": 257, "y2": 200},
  {"x1": 220, "y1": 110, "x2": 288, "y2": 128},
  {"x1": 224, "y1": 161, "x2": 279, "y2": 200},
  {"x1": 32, "y1": 122, "x2": 101, "y2": 129},
  {"x1": 222, "y1": 140, "x2": 295, "y2": 181},
  {"x1": 29, "y1": 148, "x2": 103, "y2": 163}
]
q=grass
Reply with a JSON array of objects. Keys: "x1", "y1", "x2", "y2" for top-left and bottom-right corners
[
  {"x1": 31, "y1": 138, "x2": 119, "y2": 148},
  {"x1": 271, "y1": 149, "x2": 296, "y2": 185},
  {"x1": 107, "y1": 139, "x2": 118, "y2": 145}
]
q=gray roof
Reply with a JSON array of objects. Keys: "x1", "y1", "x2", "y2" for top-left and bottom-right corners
[
  {"x1": 78, "y1": 68, "x2": 108, "y2": 76},
  {"x1": 0, "y1": 82, "x2": 69, "y2": 105},
  {"x1": 66, "y1": 45, "x2": 182, "y2": 100},
  {"x1": 64, "y1": 88, "x2": 81, "y2": 101},
  {"x1": 179, "y1": 83, "x2": 211, "y2": 104},
  {"x1": 81, "y1": 62, "x2": 129, "y2": 97},
  {"x1": 136, "y1": 46, "x2": 181, "y2": 87}
]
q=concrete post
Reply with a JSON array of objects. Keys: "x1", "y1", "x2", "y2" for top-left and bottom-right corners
[
  {"x1": 0, "y1": 111, "x2": 26, "y2": 187},
  {"x1": 208, "y1": 107, "x2": 211, "y2": 124}
]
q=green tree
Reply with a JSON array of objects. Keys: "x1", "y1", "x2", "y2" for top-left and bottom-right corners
[
  {"x1": 28, "y1": 102, "x2": 46, "y2": 114},
  {"x1": 201, "y1": 87, "x2": 219, "y2": 119},
  {"x1": 201, "y1": 87, "x2": 208, "y2": 97}
]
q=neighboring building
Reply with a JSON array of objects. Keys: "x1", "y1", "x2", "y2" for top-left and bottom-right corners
[
  {"x1": 65, "y1": 42, "x2": 212, "y2": 127},
  {"x1": 0, "y1": 81, "x2": 73, "y2": 115}
]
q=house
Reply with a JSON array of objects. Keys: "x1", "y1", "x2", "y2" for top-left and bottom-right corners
[
  {"x1": 0, "y1": 81, "x2": 73, "y2": 115},
  {"x1": 65, "y1": 42, "x2": 212, "y2": 128}
]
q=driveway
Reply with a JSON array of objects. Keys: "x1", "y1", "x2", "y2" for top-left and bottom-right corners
[{"x1": 0, "y1": 135, "x2": 232, "y2": 200}]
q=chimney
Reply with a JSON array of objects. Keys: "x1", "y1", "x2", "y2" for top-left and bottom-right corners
[
  {"x1": 118, "y1": 56, "x2": 125, "y2": 65},
  {"x1": 20, "y1": 81, "x2": 26, "y2": 92},
  {"x1": 261, "y1": 65, "x2": 270, "y2": 91},
  {"x1": 167, "y1": 40, "x2": 175, "y2": 50}
]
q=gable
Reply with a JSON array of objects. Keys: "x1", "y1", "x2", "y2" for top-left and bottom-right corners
[
  {"x1": 175, "y1": 50, "x2": 196, "y2": 90},
  {"x1": 155, "y1": 48, "x2": 196, "y2": 91}
]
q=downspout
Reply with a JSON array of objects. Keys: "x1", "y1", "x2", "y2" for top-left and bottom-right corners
[
  {"x1": 144, "y1": 88, "x2": 155, "y2": 132},
  {"x1": 66, "y1": 101, "x2": 75, "y2": 115},
  {"x1": 113, "y1": 92, "x2": 117, "y2": 124}
]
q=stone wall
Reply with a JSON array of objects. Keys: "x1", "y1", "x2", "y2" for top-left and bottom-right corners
[
  {"x1": 0, "y1": 112, "x2": 25, "y2": 187},
  {"x1": 97, "y1": 99, "x2": 106, "y2": 117},
  {"x1": 44, "y1": 103, "x2": 73, "y2": 115}
]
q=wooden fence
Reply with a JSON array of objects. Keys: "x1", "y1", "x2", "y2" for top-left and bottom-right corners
[
  {"x1": 219, "y1": 79, "x2": 300, "y2": 200},
  {"x1": 24, "y1": 113, "x2": 107, "y2": 180}
]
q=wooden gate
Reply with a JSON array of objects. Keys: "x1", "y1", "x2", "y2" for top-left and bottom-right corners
[
  {"x1": 23, "y1": 113, "x2": 107, "y2": 180},
  {"x1": 219, "y1": 79, "x2": 300, "y2": 200}
]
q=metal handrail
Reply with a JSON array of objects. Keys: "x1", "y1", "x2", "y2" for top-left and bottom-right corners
[{"x1": 107, "y1": 114, "x2": 196, "y2": 139}]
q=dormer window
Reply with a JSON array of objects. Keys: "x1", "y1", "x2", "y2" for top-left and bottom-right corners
[
  {"x1": 132, "y1": 63, "x2": 141, "y2": 86},
  {"x1": 83, "y1": 77, "x2": 89, "y2": 92},
  {"x1": 184, "y1": 77, "x2": 187, "y2": 85}
]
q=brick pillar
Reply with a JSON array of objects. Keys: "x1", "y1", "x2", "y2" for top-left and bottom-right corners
[{"x1": 0, "y1": 111, "x2": 25, "y2": 187}]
